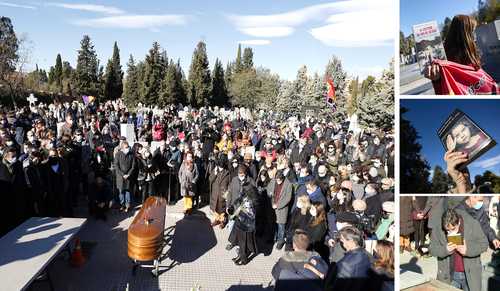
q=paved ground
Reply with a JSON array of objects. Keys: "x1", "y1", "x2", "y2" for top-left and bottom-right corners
[
  {"x1": 400, "y1": 63, "x2": 435, "y2": 95},
  {"x1": 400, "y1": 248, "x2": 500, "y2": 291},
  {"x1": 33, "y1": 198, "x2": 284, "y2": 291}
]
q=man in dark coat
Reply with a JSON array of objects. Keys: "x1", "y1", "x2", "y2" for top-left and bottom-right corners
[
  {"x1": 114, "y1": 141, "x2": 136, "y2": 212},
  {"x1": 0, "y1": 147, "x2": 28, "y2": 236},
  {"x1": 267, "y1": 171, "x2": 293, "y2": 250},
  {"x1": 41, "y1": 149, "x2": 69, "y2": 217},
  {"x1": 209, "y1": 159, "x2": 230, "y2": 227}
]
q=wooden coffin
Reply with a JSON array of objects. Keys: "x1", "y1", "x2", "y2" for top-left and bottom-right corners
[{"x1": 127, "y1": 197, "x2": 167, "y2": 261}]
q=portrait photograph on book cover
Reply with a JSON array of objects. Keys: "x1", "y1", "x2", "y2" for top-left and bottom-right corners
[
  {"x1": 400, "y1": 99, "x2": 500, "y2": 194},
  {"x1": 438, "y1": 109, "x2": 496, "y2": 167}
]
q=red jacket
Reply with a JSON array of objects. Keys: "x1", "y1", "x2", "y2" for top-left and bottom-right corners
[{"x1": 432, "y1": 60, "x2": 499, "y2": 95}]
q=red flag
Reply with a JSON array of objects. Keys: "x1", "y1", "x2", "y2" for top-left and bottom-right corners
[
  {"x1": 327, "y1": 77, "x2": 336, "y2": 101},
  {"x1": 432, "y1": 59, "x2": 499, "y2": 95}
]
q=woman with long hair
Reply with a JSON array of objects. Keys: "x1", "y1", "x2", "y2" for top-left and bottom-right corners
[
  {"x1": 425, "y1": 15, "x2": 499, "y2": 94},
  {"x1": 178, "y1": 151, "x2": 199, "y2": 214},
  {"x1": 307, "y1": 202, "x2": 328, "y2": 259},
  {"x1": 371, "y1": 240, "x2": 394, "y2": 291}
]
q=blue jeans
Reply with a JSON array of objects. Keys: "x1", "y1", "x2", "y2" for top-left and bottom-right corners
[
  {"x1": 119, "y1": 190, "x2": 131, "y2": 207},
  {"x1": 276, "y1": 223, "x2": 285, "y2": 242},
  {"x1": 451, "y1": 271, "x2": 469, "y2": 291}
]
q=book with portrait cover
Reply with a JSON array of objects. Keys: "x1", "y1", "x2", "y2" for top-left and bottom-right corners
[
  {"x1": 413, "y1": 20, "x2": 447, "y2": 74},
  {"x1": 438, "y1": 109, "x2": 496, "y2": 167}
]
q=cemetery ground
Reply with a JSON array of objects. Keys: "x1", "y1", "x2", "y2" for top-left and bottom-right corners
[{"x1": 34, "y1": 196, "x2": 284, "y2": 291}]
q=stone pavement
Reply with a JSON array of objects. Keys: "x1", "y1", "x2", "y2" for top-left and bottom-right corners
[
  {"x1": 33, "y1": 199, "x2": 284, "y2": 291},
  {"x1": 400, "y1": 249, "x2": 500, "y2": 291}
]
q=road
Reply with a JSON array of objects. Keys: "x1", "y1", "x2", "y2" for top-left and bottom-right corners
[{"x1": 400, "y1": 63, "x2": 436, "y2": 95}]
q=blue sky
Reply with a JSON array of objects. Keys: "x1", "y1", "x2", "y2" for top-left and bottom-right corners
[
  {"x1": 0, "y1": 0, "x2": 395, "y2": 80},
  {"x1": 401, "y1": 99, "x2": 500, "y2": 180},
  {"x1": 400, "y1": 0, "x2": 478, "y2": 36}
]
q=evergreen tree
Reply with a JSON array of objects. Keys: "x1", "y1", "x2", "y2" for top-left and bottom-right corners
[
  {"x1": 187, "y1": 41, "x2": 211, "y2": 107},
  {"x1": 211, "y1": 58, "x2": 227, "y2": 106},
  {"x1": 159, "y1": 59, "x2": 184, "y2": 106},
  {"x1": 103, "y1": 41, "x2": 124, "y2": 101},
  {"x1": 62, "y1": 61, "x2": 73, "y2": 79},
  {"x1": 54, "y1": 54, "x2": 63, "y2": 92},
  {"x1": 141, "y1": 42, "x2": 163, "y2": 105},
  {"x1": 431, "y1": 166, "x2": 451, "y2": 193},
  {"x1": 175, "y1": 59, "x2": 187, "y2": 104},
  {"x1": 124, "y1": 55, "x2": 140, "y2": 107},
  {"x1": 225, "y1": 62, "x2": 233, "y2": 100},
  {"x1": 235, "y1": 44, "x2": 242, "y2": 73},
  {"x1": 74, "y1": 35, "x2": 100, "y2": 97},
  {"x1": 0, "y1": 17, "x2": 18, "y2": 76},
  {"x1": 358, "y1": 60, "x2": 394, "y2": 130},
  {"x1": 360, "y1": 75, "x2": 376, "y2": 97},
  {"x1": 324, "y1": 55, "x2": 348, "y2": 122},
  {"x1": 400, "y1": 107, "x2": 432, "y2": 193},
  {"x1": 230, "y1": 69, "x2": 260, "y2": 109},
  {"x1": 348, "y1": 77, "x2": 359, "y2": 116},
  {"x1": 242, "y1": 47, "x2": 254, "y2": 70}
]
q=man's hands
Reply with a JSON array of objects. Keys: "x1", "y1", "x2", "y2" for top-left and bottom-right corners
[
  {"x1": 424, "y1": 63, "x2": 441, "y2": 81},
  {"x1": 123, "y1": 174, "x2": 129, "y2": 180},
  {"x1": 444, "y1": 150, "x2": 471, "y2": 193},
  {"x1": 456, "y1": 241, "x2": 467, "y2": 256},
  {"x1": 447, "y1": 241, "x2": 467, "y2": 255},
  {"x1": 447, "y1": 242, "x2": 457, "y2": 254},
  {"x1": 492, "y1": 239, "x2": 500, "y2": 249}
]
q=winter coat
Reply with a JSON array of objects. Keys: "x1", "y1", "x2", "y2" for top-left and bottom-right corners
[
  {"x1": 209, "y1": 168, "x2": 230, "y2": 213},
  {"x1": 399, "y1": 196, "x2": 414, "y2": 236},
  {"x1": 429, "y1": 208, "x2": 488, "y2": 291},
  {"x1": 267, "y1": 179, "x2": 293, "y2": 224},
  {"x1": 178, "y1": 161, "x2": 199, "y2": 197},
  {"x1": 324, "y1": 248, "x2": 371, "y2": 291},
  {"x1": 227, "y1": 176, "x2": 256, "y2": 210},
  {"x1": 114, "y1": 150, "x2": 136, "y2": 192}
]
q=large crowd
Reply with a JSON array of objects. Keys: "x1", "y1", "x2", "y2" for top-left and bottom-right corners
[{"x1": 0, "y1": 99, "x2": 395, "y2": 291}]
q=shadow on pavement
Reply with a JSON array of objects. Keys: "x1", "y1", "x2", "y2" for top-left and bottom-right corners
[
  {"x1": 400, "y1": 256, "x2": 423, "y2": 274},
  {"x1": 168, "y1": 210, "x2": 217, "y2": 264}
]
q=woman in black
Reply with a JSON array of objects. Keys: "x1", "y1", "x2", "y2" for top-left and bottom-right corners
[
  {"x1": 285, "y1": 195, "x2": 312, "y2": 251},
  {"x1": 228, "y1": 186, "x2": 259, "y2": 266}
]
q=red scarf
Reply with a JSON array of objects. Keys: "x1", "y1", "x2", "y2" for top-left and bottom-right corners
[{"x1": 432, "y1": 59, "x2": 499, "y2": 95}]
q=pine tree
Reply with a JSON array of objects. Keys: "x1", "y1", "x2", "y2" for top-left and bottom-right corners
[
  {"x1": 242, "y1": 47, "x2": 254, "y2": 70},
  {"x1": 400, "y1": 107, "x2": 432, "y2": 193},
  {"x1": 357, "y1": 60, "x2": 394, "y2": 130},
  {"x1": 324, "y1": 55, "x2": 348, "y2": 122},
  {"x1": 187, "y1": 41, "x2": 211, "y2": 107},
  {"x1": 235, "y1": 44, "x2": 243, "y2": 73},
  {"x1": 175, "y1": 59, "x2": 187, "y2": 104},
  {"x1": 103, "y1": 42, "x2": 124, "y2": 101},
  {"x1": 124, "y1": 55, "x2": 140, "y2": 107},
  {"x1": 74, "y1": 35, "x2": 100, "y2": 97},
  {"x1": 431, "y1": 166, "x2": 451, "y2": 193},
  {"x1": 211, "y1": 58, "x2": 227, "y2": 106},
  {"x1": 54, "y1": 54, "x2": 63, "y2": 92},
  {"x1": 141, "y1": 42, "x2": 163, "y2": 105}
]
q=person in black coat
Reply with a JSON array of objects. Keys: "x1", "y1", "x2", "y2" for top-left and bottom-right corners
[
  {"x1": 0, "y1": 147, "x2": 28, "y2": 236},
  {"x1": 114, "y1": 141, "x2": 136, "y2": 212},
  {"x1": 285, "y1": 195, "x2": 313, "y2": 251},
  {"x1": 41, "y1": 149, "x2": 69, "y2": 217},
  {"x1": 137, "y1": 147, "x2": 157, "y2": 203}
]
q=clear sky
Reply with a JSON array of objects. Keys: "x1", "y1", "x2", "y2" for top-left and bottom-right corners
[
  {"x1": 0, "y1": 0, "x2": 395, "y2": 80},
  {"x1": 401, "y1": 99, "x2": 500, "y2": 180},
  {"x1": 400, "y1": 0, "x2": 478, "y2": 36}
]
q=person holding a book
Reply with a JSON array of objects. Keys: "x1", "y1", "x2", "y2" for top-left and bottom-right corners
[{"x1": 429, "y1": 208, "x2": 488, "y2": 291}]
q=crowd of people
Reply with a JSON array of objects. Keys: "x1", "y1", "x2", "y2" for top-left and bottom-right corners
[
  {"x1": 0, "y1": 98, "x2": 395, "y2": 290},
  {"x1": 400, "y1": 195, "x2": 500, "y2": 291}
]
